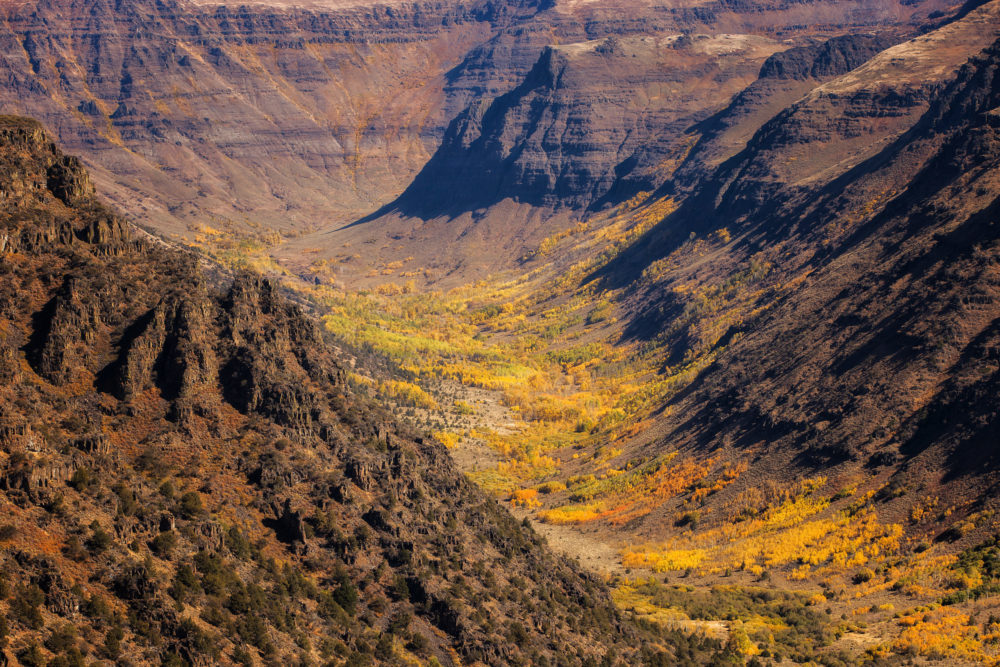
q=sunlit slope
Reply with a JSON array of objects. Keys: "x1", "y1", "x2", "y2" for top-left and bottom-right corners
[
  {"x1": 272, "y1": 1, "x2": 954, "y2": 287},
  {"x1": 0, "y1": 115, "x2": 705, "y2": 666}
]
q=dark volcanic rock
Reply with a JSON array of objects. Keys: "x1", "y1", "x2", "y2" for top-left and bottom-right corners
[
  {"x1": 601, "y1": 27, "x2": 1000, "y2": 518},
  {"x1": 667, "y1": 32, "x2": 905, "y2": 186},
  {"x1": 0, "y1": 0, "x2": 954, "y2": 244},
  {"x1": 758, "y1": 33, "x2": 903, "y2": 81}
]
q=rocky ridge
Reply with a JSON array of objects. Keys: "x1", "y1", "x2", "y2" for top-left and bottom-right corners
[
  {"x1": 386, "y1": 32, "x2": 788, "y2": 217},
  {"x1": 279, "y1": 0, "x2": 958, "y2": 287},
  {"x1": 598, "y1": 22, "x2": 1000, "y2": 531},
  {"x1": 0, "y1": 117, "x2": 733, "y2": 666}
]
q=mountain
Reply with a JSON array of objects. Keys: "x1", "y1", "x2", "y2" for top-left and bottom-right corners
[
  {"x1": 0, "y1": 117, "x2": 739, "y2": 666},
  {"x1": 668, "y1": 31, "x2": 905, "y2": 189},
  {"x1": 385, "y1": 33, "x2": 788, "y2": 217},
  {"x1": 7, "y1": 0, "x2": 1000, "y2": 663},
  {"x1": 0, "y1": 0, "x2": 953, "y2": 278},
  {"x1": 274, "y1": 1, "x2": 956, "y2": 286},
  {"x1": 308, "y1": 30, "x2": 906, "y2": 286},
  {"x1": 586, "y1": 1, "x2": 1000, "y2": 542},
  {"x1": 0, "y1": 0, "x2": 533, "y2": 238}
]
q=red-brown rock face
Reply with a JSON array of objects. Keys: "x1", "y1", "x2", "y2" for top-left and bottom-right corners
[{"x1": 0, "y1": 0, "x2": 953, "y2": 248}]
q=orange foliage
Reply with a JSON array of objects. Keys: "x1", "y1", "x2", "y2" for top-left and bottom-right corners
[{"x1": 510, "y1": 488, "x2": 541, "y2": 509}]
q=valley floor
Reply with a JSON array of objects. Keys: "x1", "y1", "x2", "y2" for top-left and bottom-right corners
[{"x1": 192, "y1": 194, "x2": 1000, "y2": 665}]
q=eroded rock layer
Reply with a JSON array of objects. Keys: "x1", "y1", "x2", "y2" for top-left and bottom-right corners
[{"x1": 0, "y1": 0, "x2": 952, "y2": 249}]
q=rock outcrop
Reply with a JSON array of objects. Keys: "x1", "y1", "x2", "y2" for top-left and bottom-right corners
[
  {"x1": 387, "y1": 33, "x2": 787, "y2": 217},
  {"x1": 0, "y1": 116, "x2": 725, "y2": 666},
  {"x1": 599, "y1": 19, "x2": 1000, "y2": 512},
  {"x1": 670, "y1": 32, "x2": 906, "y2": 184},
  {"x1": 277, "y1": 1, "x2": 958, "y2": 287}
]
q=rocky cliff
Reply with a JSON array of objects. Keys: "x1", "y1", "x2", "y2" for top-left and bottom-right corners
[
  {"x1": 275, "y1": 0, "x2": 958, "y2": 287},
  {"x1": 669, "y1": 32, "x2": 906, "y2": 187},
  {"x1": 0, "y1": 0, "x2": 532, "y2": 237},
  {"x1": 387, "y1": 33, "x2": 787, "y2": 217},
  {"x1": 0, "y1": 0, "x2": 953, "y2": 255},
  {"x1": 608, "y1": 0, "x2": 1000, "y2": 284},
  {"x1": 0, "y1": 117, "x2": 730, "y2": 665}
]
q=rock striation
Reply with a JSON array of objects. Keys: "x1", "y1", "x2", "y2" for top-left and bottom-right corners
[
  {"x1": 597, "y1": 12, "x2": 1000, "y2": 527},
  {"x1": 0, "y1": 0, "x2": 955, "y2": 249},
  {"x1": 280, "y1": 0, "x2": 956, "y2": 286},
  {"x1": 388, "y1": 33, "x2": 787, "y2": 217}
]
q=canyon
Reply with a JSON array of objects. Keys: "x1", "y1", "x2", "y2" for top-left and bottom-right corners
[
  {"x1": 0, "y1": 115, "x2": 710, "y2": 665},
  {"x1": 3, "y1": 0, "x2": 1000, "y2": 664}
]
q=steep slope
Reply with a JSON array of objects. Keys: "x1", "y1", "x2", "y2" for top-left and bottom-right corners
[
  {"x1": 280, "y1": 31, "x2": 787, "y2": 287},
  {"x1": 355, "y1": 19, "x2": 1000, "y2": 661},
  {"x1": 0, "y1": 0, "x2": 532, "y2": 237},
  {"x1": 608, "y1": 0, "x2": 1000, "y2": 286},
  {"x1": 111, "y1": 2, "x2": 1000, "y2": 661},
  {"x1": 0, "y1": 117, "x2": 740, "y2": 666},
  {"x1": 594, "y1": 15, "x2": 1000, "y2": 546},
  {"x1": 389, "y1": 33, "x2": 786, "y2": 216},
  {"x1": 439, "y1": 0, "x2": 956, "y2": 131},
  {"x1": 670, "y1": 32, "x2": 906, "y2": 188}
]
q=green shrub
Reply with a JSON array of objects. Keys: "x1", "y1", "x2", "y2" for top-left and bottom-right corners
[
  {"x1": 45, "y1": 624, "x2": 78, "y2": 652},
  {"x1": 10, "y1": 585, "x2": 44, "y2": 629},
  {"x1": 151, "y1": 531, "x2": 178, "y2": 557},
  {"x1": 17, "y1": 643, "x2": 45, "y2": 667},
  {"x1": 69, "y1": 467, "x2": 93, "y2": 491},
  {"x1": 62, "y1": 534, "x2": 86, "y2": 561},
  {"x1": 506, "y1": 621, "x2": 529, "y2": 647},
  {"x1": 81, "y1": 593, "x2": 112, "y2": 621},
  {"x1": 102, "y1": 625, "x2": 124, "y2": 659},
  {"x1": 112, "y1": 483, "x2": 138, "y2": 516},
  {"x1": 332, "y1": 570, "x2": 358, "y2": 616},
  {"x1": 86, "y1": 521, "x2": 113, "y2": 554},
  {"x1": 169, "y1": 564, "x2": 201, "y2": 603},
  {"x1": 179, "y1": 491, "x2": 204, "y2": 519}
]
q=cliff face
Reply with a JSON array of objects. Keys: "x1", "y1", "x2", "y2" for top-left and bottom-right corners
[
  {"x1": 669, "y1": 32, "x2": 906, "y2": 185},
  {"x1": 389, "y1": 33, "x2": 787, "y2": 217},
  {"x1": 0, "y1": 0, "x2": 953, "y2": 253},
  {"x1": 0, "y1": 117, "x2": 727, "y2": 666},
  {"x1": 602, "y1": 0, "x2": 1000, "y2": 269},
  {"x1": 414, "y1": 2, "x2": 953, "y2": 217},
  {"x1": 0, "y1": 0, "x2": 524, "y2": 237},
  {"x1": 274, "y1": 0, "x2": 961, "y2": 287}
]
